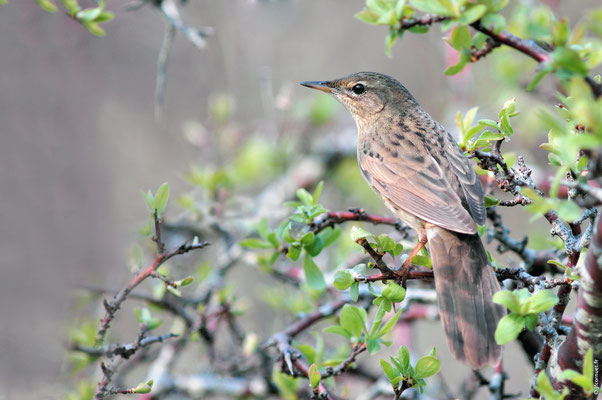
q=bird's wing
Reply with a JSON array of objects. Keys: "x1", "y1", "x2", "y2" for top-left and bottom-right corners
[
  {"x1": 360, "y1": 150, "x2": 477, "y2": 234},
  {"x1": 441, "y1": 135, "x2": 486, "y2": 226}
]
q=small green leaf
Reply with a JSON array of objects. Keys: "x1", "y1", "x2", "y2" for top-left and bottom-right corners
[
  {"x1": 76, "y1": 6, "x2": 102, "y2": 21},
  {"x1": 287, "y1": 244, "x2": 302, "y2": 261},
  {"x1": 312, "y1": 181, "x2": 324, "y2": 204},
  {"x1": 397, "y1": 346, "x2": 410, "y2": 374},
  {"x1": 556, "y1": 200, "x2": 582, "y2": 222},
  {"x1": 296, "y1": 188, "x2": 314, "y2": 206},
  {"x1": 381, "y1": 282, "x2": 406, "y2": 303},
  {"x1": 484, "y1": 194, "x2": 500, "y2": 207},
  {"x1": 524, "y1": 314, "x2": 538, "y2": 331},
  {"x1": 495, "y1": 313, "x2": 525, "y2": 344},
  {"x1": 536, "y1": 370, "x2": 568, "y2": 400},
  {"x1": 334, "y1": 270, "x2": 354, "y2": 290},
  {"x1": 154, "y1": 182, "x2": 169, "y2": 216},
  {"x1": 350, "y1": 226, "x2": 374, "y2": 242},
  {"x1": 481, "y1": 13, "x2": 505, "y2": 34},
  {"x1": 303, "y1": 255, "x2": 326, "y2": 291},
  {"x1": 450, "y1": 25, "x2": 471, "y2": 50},
  {"x1": 410, "y1": 0, "x2": 454, "y2": 16},
  {"x1": 527, "y1": 69, "x2": 550, "y2": 91},
  {"x1": 318, "y1": 227, "x2": 341, "y2": 248},
  {"x1": 37, "y1": 0, "x2": 58, "y2": 13},
  {"x1": 350, "y1": 281, "x2": 360, "y2": 302},
  {"x1": 414, "y1": 355, "x2": 440, "y2": 379},
  {"x1": 239, "y1": 238, "x2": 274, "y2": 249},
  {"x1": 493, "y1": 290, "x2": 520, "y2": 313},
  {"x1": 179, "y1": 276, "x2": 194, "y2": 286},
  {"x1": 304, "y1": 236, "x2": 324, "y2": 257},
  {"x1": 355, "y1": 9, "x2": 381, "y2": 25},
  {"x1": 458, "y1": 4, "x2": 487, "y2": 25},
  {"x1": 366, "y1": 338, "x2": 381, "y2": 354},
  {"x1": 375, "y1": 308, "x2": 402, "y2": 338},
  {"x1": 523, "y1": 290, "x2": 559, "y2": 314},
  {"x1": 94, "y1": 11, "x2": 114, "y2": 23},
  {"x1": 323, "y1": 325, "x2": 351, "y2": 339},
  {"x1": 309, "y1": 364, "x2": 321, "y2": 388},
  {"x1": 380, "y1": 359, "x2": 399, "y2": 381},
  {"x1": 444, "y1": 61, "x2": 467, "y2": 75},
  {"x1": 340, "y1": 305, "x2": 364, "y2": 338}
]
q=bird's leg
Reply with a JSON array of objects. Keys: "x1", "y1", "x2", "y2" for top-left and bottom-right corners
[{"x1": 400, "y1": 234, "x2": 428, "y2": 288}]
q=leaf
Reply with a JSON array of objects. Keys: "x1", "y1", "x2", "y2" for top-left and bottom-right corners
[
  {"x1": 334, "y1": 270, "x2": 354, "y2": 290},
  {"x1": 355, "y1": 9, "x2": 381, "y2": 25},
  {"x1": 312, "y1": 181, "x2": 324, "y2": 204},
  {"x1": 296, "y1": 188, "x2": 314, "y2": 206},
  {"x1": 37, "y1": 0, "x2": 58, "y2": 13},
  {"x1": 154, "y1": 182, "x2": 169, "y2": 216},
  {"x1": 304, "y1": 236, "x2": 324, "y2": 257},
  {"x1": 536, "y1": 370, "x2": 568, "y2": 400},
  {"x1": 350, "y1": 226, "x2": 374, "y2": 242},
  {"x1": 523, "y1": 290, "x2": 559, "y2": 314},
  {"x1": 481, "y1": 13, "x2": 505, "y2": 34},
  {"x1": 77, "y1": 7, "x2": 103, "y2": 22},
  {"x1": 380, "y1": 359, "x2": 399, "y2": 381},
  {"x1": 493, "y1": 291, "x2": 520, "y2": 313},
  {"x1": 239, "y1": 238, "x2": 274, "y2": 249},
  {"x1": 141, "y1": 190, "x2": 155, "y2": 212},
  {"x1": 414, "y1": 356, "x2": 440, "y2": 379},
  {"x1": 375, "y1": 308, "x2": 402, "y2": 338},
  {"x1": 484, "y1": 195, "x2": 500, "y2": 207},
  {"x1": 445, "y1": 61, "x2": 467, "y2": 75},
  {"x1": 287, "y1": 244, "x2": 302, "y2": 261},
  {"x1": 309, "y1": 364, "x2": 321, "y2": 388},
  {"x1": 458, "y1": 4, "x2": 487, "y2": 25},
  {"x1": 94, "y1": 11, "x2": 114, "y2": 23},
  {"x1": 350, "y1": 281, "x2": 360, "y2": 302},
  {"x1": 556, "y1": 200, "x2": 582, "y2": 222},
  {"x1": 551, "y1": 47, "x2": 589, "y2": 78},
  {"x1": 494, "y1": 313, "x2": 525, "y2": 344},
  {"x1": 381, "y1": 282, "x2": 406, "y2": 302},
  {"x1": 340, "y1": 305, "x2": 364, "y2": 338},
  {"x1": 323, "y1": 325, "x2": 351, "y2": 339},
  {"x1": 451, "y1": 25, "x2": 471, "y2": 50},
  {"x1": 366, "y1": 338, "x2": 381, "y2": 354},
  {"x1": 410, "y1": 0, "x2": 452, "y2": 16},
  {"x1": 527, "y1": 69, "x2": 550, "y2": 92},
  {"x1": 397, "y1": 346, "x2": 411, "y2": 374},
  {"x1": 303, "y1": 255, "x2": 326, "y2": 291},
  {"x1": 318, "y1": 227, "x2": 341, "y2": 248}
]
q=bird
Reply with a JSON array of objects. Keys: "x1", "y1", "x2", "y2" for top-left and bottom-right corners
[{"x1": 301, "y1": 72, "x2": 504, "y2": 368}]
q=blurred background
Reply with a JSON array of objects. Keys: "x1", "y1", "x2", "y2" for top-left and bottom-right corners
[{"x1": 1, "y1": 1, "x2": 597, "y2": 399}]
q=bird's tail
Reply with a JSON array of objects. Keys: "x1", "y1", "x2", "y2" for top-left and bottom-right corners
[{"x1": 426, "y1": 225, "x2": 505, "y2": 368}]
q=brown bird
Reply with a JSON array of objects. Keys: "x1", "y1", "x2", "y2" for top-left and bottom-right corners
[{"x1": 301, "y1": 72, "x2": 504, "y2": 368}]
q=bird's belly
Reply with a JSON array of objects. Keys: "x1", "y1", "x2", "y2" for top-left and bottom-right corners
[{"x1": 381, "y1": 197, "x2": 426, "y2": 234}]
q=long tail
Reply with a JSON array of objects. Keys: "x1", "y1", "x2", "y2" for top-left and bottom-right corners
[{"x1": 426, "y1": 225, "x2": 505, "y2": 368}]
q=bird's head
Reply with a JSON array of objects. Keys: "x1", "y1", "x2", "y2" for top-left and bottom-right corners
[{"x1": 301, "y1": 72, "x2": 418, "y2": 129}]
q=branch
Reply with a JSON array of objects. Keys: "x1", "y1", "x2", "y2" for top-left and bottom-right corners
[{"x1": 72, "y1": 333, "x2": 178, "y2": 359}]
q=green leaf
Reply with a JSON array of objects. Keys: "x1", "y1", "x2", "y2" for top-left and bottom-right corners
[
  {"x1": 559, "y1": 369, "x2": 591, "y2": 391},
  {"x1": 381, "y1": 282, "x2": 406, "y2": 302},
  {"x1": 484, "y1": 195, "x2": 500, "y2": 207},
  {"x1": 583, "y1": 348, "x2": 594, "y2": 389},
  {"x1": 458, "y1": 4, "x2": 487, "y2": 25},
  {"x1": 410, "y1": 0, "x2": 452, "y2": 16},
  {"x1": 366, "y1": 338, "x2": 381, "y2": 354},
  {"x1": 414, "y1": 356, "x2": 440, "y2": 379},
  {"x1": 350, "y1": 226, "x2": 374, "y2": 242},
  {"x1": 524, "y1": 314, "x2": 538, "y2": 331},
  {"x1": 445, "y1": 61, "x2": 467, "y2": 75},
  {"x1": 366, "y1": 0, "x2": 393, "y2": 13},
  {"x1": 350, "y1": 281, "x2": 360, "y2": 302},
  {"x1": 536, "y1": 370, "x2": 568, "y2": 400},
  {"x1": 556, "y1": 200, "x2": 582, "y2": 222},
  {"x1": 494, "y1": 313, "x2": 525, "y2": 344},
  {"x1": 523, "y1": 290, "x2": 559, "y2": 314},
  {"x1": 397, "y1": 346, "x2": 411, "y2": 374},
  {"x1": 323, "y1": 325, "x2": 351, "y2": 339},
  {"x1": 380, "y1": 359, "x2": 399, "y2": 381},
  {"x1": 303, "y1": 255, "x2": 326, "y2": 291},
  {"x1": 451, "y1": 25, "x2": 471, "y2": 50},
  {"x1": 94, "y1": 11, "x2": 114, "y2": 23},
  {"x1": 527, "y1": 69, "x2": 550, "y2": 92},
  {"x1": 340, "y1": 305, "x2": 364, "y2": 338},
  {"x1": 304, "y1": 236, "x2": 324, "y2": 257},
  {"x1": 375, "y1": 308, "x2": 402, "y2": 338},
  {"x1": 37, "y1": 0, "x2": 58, "y2": 12},
  {"x1": 481, "y1": 13, "x2": 505, "y2": 34},
  {"x1": 309, "y1": 364, "x2": 321, "y2": 388},
  {"x1": 493, "y1": 291, "x2": 520, "y2": 313},
  {"x1": 551, "y1": 47, "x2": 589, "y2": 78},
  {"x1": 141, "y1": 189, "x2": 155, "y2": 212},
  {"x1": 287, "y1": 244, "x2": 302, "y2": 261},
  {"x1": 296, "y1": 188, "x2": 314, "y2": 206},
  {"x1": 334, "y1": 270, "x2": 354, "y2": 290},
  {"x1": 312, "y1": 181, "x2": 324, "y2": 204},
  {"x1": 179, "y1": 276, "x2": 194, "y2": 286},
  {"x1": 355, "y1": 9, "x2": 381, "y2": 25},
  {"x1": 84, "y1": 21, "x2": 106, "y2": 37},
  {"x1": 377, "y1": 234, "x2": 396, "y2": 252},
  {"x1": 77, "y1": 6, "x2": 102, "y2": 22},
  {"x1": 239, "y1": 238, "x2": 274, "y2": 249},
  {"x1": 318, "y1": 227, "x2": 341, "y2": 248}
]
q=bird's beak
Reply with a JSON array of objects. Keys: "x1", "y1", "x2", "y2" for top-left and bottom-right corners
[{"x1": 300, "y1": 81, "x2": 332, "y2": 93}]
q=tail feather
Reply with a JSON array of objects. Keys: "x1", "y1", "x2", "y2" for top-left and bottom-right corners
[{"x1": 426, "y1": 225, "x2": 504, "y2": 368}]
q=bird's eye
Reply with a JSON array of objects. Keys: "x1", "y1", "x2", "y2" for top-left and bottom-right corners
[{"x1": 351, "y1": 83, "x2": 366, "y2": 95}]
